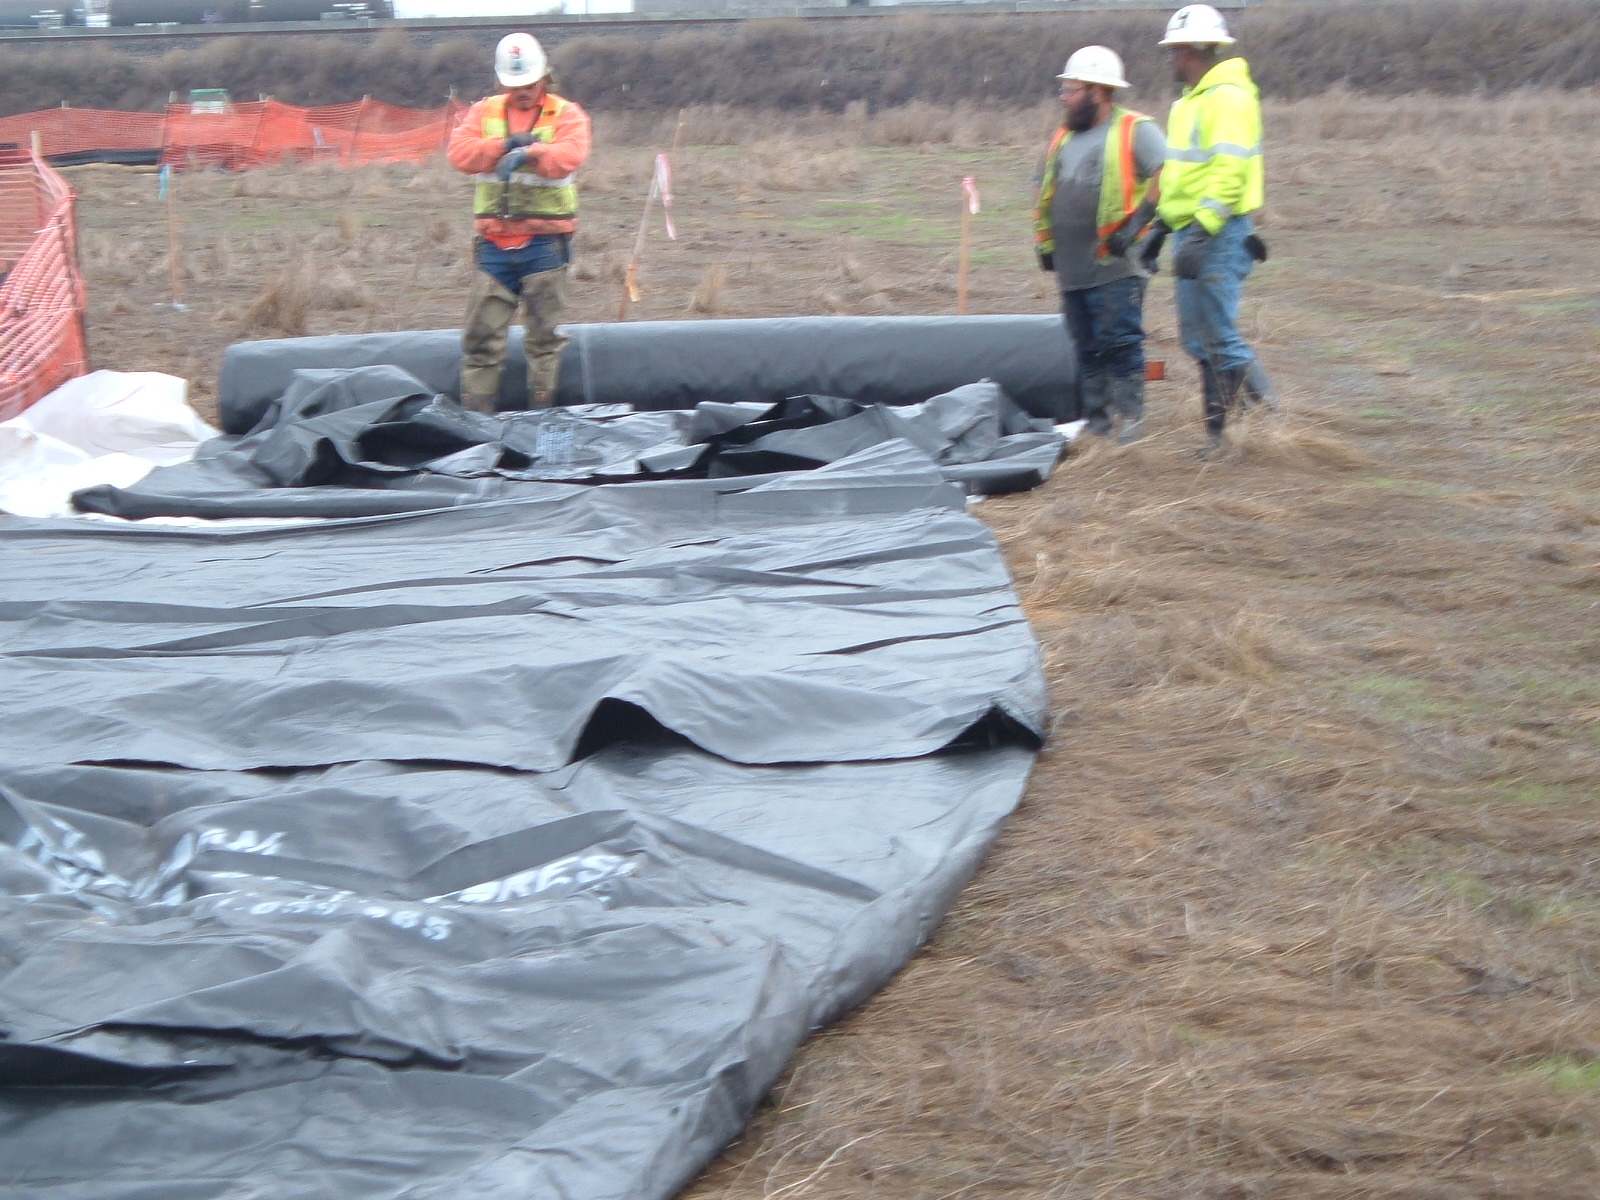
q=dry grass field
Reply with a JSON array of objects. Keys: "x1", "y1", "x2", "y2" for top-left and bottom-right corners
[{"x1": 63, "y1": 88, "x2": 1600, "y2": 1197}]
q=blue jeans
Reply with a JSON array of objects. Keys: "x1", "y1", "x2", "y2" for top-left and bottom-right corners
[
  {"x1": 1061, "y1": 274, "x2": 1147, "y2": 381},
  {"x1": 474, "y1": 235, "x2": 569, "y2": 294},
  {"x1": 1174, "y1": 216, "x2": 1257, "y2": 372}
]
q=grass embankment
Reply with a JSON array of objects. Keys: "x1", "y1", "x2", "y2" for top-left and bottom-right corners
[{"x1": 4, "y1": 0, "x2": 1600, "y2": 114}]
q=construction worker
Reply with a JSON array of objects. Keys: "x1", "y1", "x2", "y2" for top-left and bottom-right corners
[
  {"x1": 1138, "y1": 4, "x2": 1270, "y2": 455},
  {"x1": 447, "y1": 33, "x2": 591, "y2": 414},
  {"x1": 1033, "y1": 46, "x2": 1164, "y2": 443}
]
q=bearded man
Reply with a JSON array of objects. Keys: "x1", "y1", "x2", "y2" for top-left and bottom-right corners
[{"x1": 1032, "y1": 45, "x2": 1164, "y2": 442}]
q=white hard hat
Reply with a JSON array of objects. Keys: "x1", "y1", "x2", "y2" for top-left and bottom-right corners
[
  {"x1": 1057, "y1": 45, "x2": 1130, "y2": 89},
  {"x1": 1159, "y1": 4, "x2": 1236, "y2": 46},
  {"x1": 495, "y1": 33, "x2": 549, "y2": 88}
]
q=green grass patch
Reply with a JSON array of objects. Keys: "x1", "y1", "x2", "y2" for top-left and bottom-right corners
[
  {"x1": 1347, "y1": 673, "x2": 1465, "y2": 720},
  {"x1": 1528, "y1": 1057, "x2": 1600, "y2": 1092}
]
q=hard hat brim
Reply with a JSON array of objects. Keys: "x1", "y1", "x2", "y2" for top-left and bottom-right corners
[
  {"x1": 1158, "y1": 32, "x2": 1237, "y2": 46},
  {"x1": 497, "y1": 70, "x2": 546, "y2": 87},
  {"x1": 1055, "y1": 72, "x2": 1131, "y2": 87}
]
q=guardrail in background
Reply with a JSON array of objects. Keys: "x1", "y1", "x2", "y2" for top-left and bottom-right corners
[{"x1": 0, "y1": 147, "x2": 86, "y2": 421}]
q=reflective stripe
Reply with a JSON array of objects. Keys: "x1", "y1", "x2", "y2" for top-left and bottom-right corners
[
  {"x1": 1199, "y1": 198, "x2": 1233, "y2": 217},
  {"x1": 472, "y1": 173, "x2": 576, "y2": 186},
  {"x1": 1166, "y1": 142, "x2": 1261, "y2": 164}
]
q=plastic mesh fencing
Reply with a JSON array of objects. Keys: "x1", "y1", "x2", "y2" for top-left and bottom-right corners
[
  {"x1": 0, "y1": 100, "x2": 465, "y2": 170},
  {"x1": 164, "y1": 98, "x2": 466, "y2": 170},
  {"x1": 0, "y1": 108, "x2": 166, "y2": 163},
  {"x1": 0, "y1": 99, "x2": 465, "y2": 417},
  {"x1": 0, "y1": 148, "x2": 86, "y2": 422}
]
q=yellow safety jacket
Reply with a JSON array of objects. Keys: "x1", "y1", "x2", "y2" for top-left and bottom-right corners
[
  {"x1": 1157, "y1": 56, "x2": 1264, "y2": 235},
  {"x1": 472, "y1": 93, "x2": 579, "y2": 221},
  {"x1": 1032, "y1": 107, "x2": 1155, "y2": 258}
]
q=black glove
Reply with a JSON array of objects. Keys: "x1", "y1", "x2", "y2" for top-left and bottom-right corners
[
  {"x1": 1174, "y1": 227, "x2": 1212, "y2": 280},
  {"x1": 1104, "y1": 199, "x2": 1158, "y2": 258},
  {"x1": 494, "y1": 147, "x2": 529, "y2": 182},
  {"x1": 1038, "y1": 251, "x2": 1054, "y2": 273},
  {"x1": 506, "y1": 132, "x2": 538, "y2": 150},
  {"x1": 1245, "y1": 233, "x2": 1269, "y2": 263},
  {"x1": 1137, "y1": 220, "x2": 1169, "y2": 274}
]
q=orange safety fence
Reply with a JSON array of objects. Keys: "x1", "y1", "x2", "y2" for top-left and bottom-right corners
[
  {"x1": 0, "y1": 100, "x2": 466, "y2": 171},
  {"x1": 0, "y1": 108, "x2": 166, "y2": 164},
  {"x1": 0, "y1": 99, "x2": 466, "y2": 416},
  {"x1": 0, "y1": 147, "x2": 86, "y2": 422}
]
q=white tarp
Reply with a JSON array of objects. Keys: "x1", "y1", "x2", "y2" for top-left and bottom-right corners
[{"x1": 0, "y1": 371, "x2": 215, "y2": 519}]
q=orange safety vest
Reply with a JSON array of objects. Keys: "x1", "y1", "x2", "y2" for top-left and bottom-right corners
[
  {"x1": 472, "y1": 92, "x2": 578, "y2": 221},
  {"x1": 1033, "y1": 107, "x2": 1153, "y2": 258}
]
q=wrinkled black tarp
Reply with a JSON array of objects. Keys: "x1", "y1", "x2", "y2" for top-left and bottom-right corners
[
  {"x1": 1, "y1": 444, "x2": 1046, "y2": 1200},
  {"x1": 218, "y1": 314, "x2": 1081, "y2": 434},
  {"x1": 75, "y1": 368, "x2": 1066, "y2": 520}
]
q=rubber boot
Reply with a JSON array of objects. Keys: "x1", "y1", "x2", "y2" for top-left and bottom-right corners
[
  {"x1": 1217, "y1": 364, "x2": 1250, "y2": 415},
  {"x1": 521, "y1": 267, "x2": 568, "y2": 412},
  {"x1": 1194, "y1": 361, "x2": 1225, "y2": 457},
  {"x1": 1110, "y1": 374, "x2": 1145, "y2": 444},
  {"x1": 460, "y1": 392, "x2": 498, "y2": 416},
  {"x1": 1080, "y1": 372, "x2": 1113, "y2": 436},
  {"x1": 1242, "y1": 358, "x2": 1276, "y2": 411}
]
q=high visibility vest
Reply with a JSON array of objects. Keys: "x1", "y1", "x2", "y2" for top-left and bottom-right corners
[
  {"x1": 472, "y1": 92, "x2": 579, "y2": 221},
  {"x1": 1032, "y1": 107, "x2": 1153, "y2": 258},
  {"x1": 1157, "y1": 56, "x2": 1264, "y2": 235}
]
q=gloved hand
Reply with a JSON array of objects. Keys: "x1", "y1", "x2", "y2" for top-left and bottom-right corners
[
  {"x1": 494, "y1": 147, "x2": 529, "y2": 182},
  {"x1": 1174, "y1": 227, "x2": 1212, "y2": 280},
  {"x1": 1038, "y1": 251, "x2": 1054, "y2": 273},
  {"x1": 1104, "y1": 199, "x2": 1158, "y2": 258},
  {"x1": 1245, "y1": 233, "x2": 1269, "y2": 263},
  {"x1": 506, "y1": 132, "x2": 538, "y2": 150},
  {"x1": 1137, "y1": 220, "x2": 1169, "y2": 274}
]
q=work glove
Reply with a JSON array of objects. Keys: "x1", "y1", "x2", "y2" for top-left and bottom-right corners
[
  {"x1": 1038, "y1": 251, "x2": 1054, "y2": 273},
  {"x1": 1104, "y1": 199, "x2": 1158, "y2": 258},
  {"x1": 506, "y1": 132, "x2": 539, "y2": 150},
  {"x1": 1174, "y1": 227, "x2": 1212, "y2": 280},
  {"x1": 1245, "y1": 233, "x2": 1269, "y2": 263},
  {"x1": 1137, "y1": 220, "x2": 1169, "y2": 274},
  {"x1": 494, "y1": 147, "x2": 529, "y2": 182}
]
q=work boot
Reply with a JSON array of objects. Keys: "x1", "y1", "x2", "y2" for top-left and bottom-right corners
[
  {"x1": 1241, "y1": 358, "x2": 1276, "y2": 411},
  {"x1": 1217, "y1": 364, "x2": 1250, "y2": 414},
  {"x1": 460, "y1": 391, "x2": 498, "y2": 416},
  {"x1": 1192, "y1": 361, "x2": 1226, "y2": 456},
  {"x1": 1109, "y1": 374, "x2": 1146, "y2": 444},
  {"x1": 1080, "y1": 372, "x2": 1113, "y2": 436},
  {"x1": 1193, "y1": 363, "x2": 1249, "y2": 459}
]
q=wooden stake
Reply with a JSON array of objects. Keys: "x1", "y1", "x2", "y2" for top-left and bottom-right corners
[
  {"x1": 957, "y1": 181, "x2": 972, "y2": 316},
  {"x1": 30, "y1": 130, "x2": 42, "y2": 161},
  {"x1": 616, "y1": 109, "x2": 688, "y2": 321},
  {"x1": 165, "y1": 168, "x2": 183, "y2": 309},
  {"x1": 617, "y1": 170, "x2": 658, "y2": 322}
]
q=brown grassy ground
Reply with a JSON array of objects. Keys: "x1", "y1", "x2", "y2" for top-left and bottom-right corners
[{"x1": 67, "y1": 90, "x2": 1600, "y2": 1197}]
